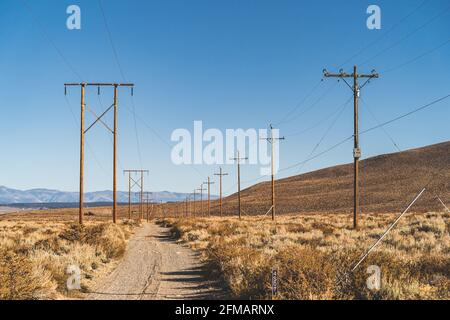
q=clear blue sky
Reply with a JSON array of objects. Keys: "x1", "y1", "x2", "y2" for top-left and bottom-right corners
[{"x1": 0, "y1": 0, "x2": 449, "y2": 195}]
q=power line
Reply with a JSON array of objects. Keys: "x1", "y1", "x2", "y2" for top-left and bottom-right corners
[
  {"x1": 279, "y1": 135, "x2": 354, "y2": 173},
  {"x1": 22, "y1": 0, "x2": 135, "y2": 197},
  {"x1": 360, "y1": 4, "x2": 450, "y2": 67},
  {"x1": 360, "y1": 93, "x2": 450, "y2": 136},
  {"x1": 97, "y1": 0, "x2": 144, "y2": 169},
  {"x1": 336, "y1": 0, "x2": 431, "y2": 69},
  {"x1": 97, "y1": 0, "x2": 127, "y2": 81},
  {"x1": 277, "y1": 80, "x2": 339, "y2": 125},
  {"x1": 295, "y1": 96, "x2": 352, "y2": 175},
  {"x1": 284, "y1": 95, "x2": 352, "y2": 137},
  {"x1": 359, "y1": 98, "x2": 401, "y2": 152},
  {"x1": 120, "y1": 103, "x2": 207, "y2": 180},
  {"x1": 383, "y1": 37, "x2": 450, "y2": 74},
  {"x1": 278, "y1": 92, "x2": 450, "y2": 174},
  {"x1": 225, "y1": 99, "x2": 352, "y2": 192},
  {"x1": 20, "y1": 0, "x2": 83, "y2": 81},
  {"x1": 274, "y1": 79, "x2": 324, "y2": 126}
]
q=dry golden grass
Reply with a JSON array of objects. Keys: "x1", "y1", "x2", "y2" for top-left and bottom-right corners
[
  {"x1": 161, "y1": 211, "x2": 450, "y2": 300},
  {"x1": 0, "y1": 216, "x2": 139, "y2": 300}
]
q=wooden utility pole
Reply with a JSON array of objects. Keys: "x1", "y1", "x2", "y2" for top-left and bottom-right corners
[
  {"x1": 323, "y1": 66, "x2": 379, "y2": 229},
  {"x1": 197, "y1": 185, "x2": 206, "y2": 216},
  {"x1": 79, "y1": 84, "x2": 85, "y2": 225},
  {"x1": 214, "y1": 167, "x2": 228, "y2": 216},
  {"x1": 65, "y1": 82, "x2": 134, "y2": 224},
  {"x1": 261, "y1": 125, "x2": 285, "y2": 221},
  {"x1": 127, "y1": 171, "x2": 131, "y2": 219},
  {"x1": 230, "y1": 151, "x2": 248, "y2": 219},
  {"x1": 140, "y1": 173, "x2": 143, "y2": 220},
  {"x1": 192, "y1": 189, "x2": 197, "y2": 216},
  {"x1": 185, "y1": 197, "x2": 189, "y2": 217},
  {"x1": 203, "y1": 177, "x2": 215, "y2": 216},
  {"x1": 145, "y1": 192, "x2": 151, "y2": 222},
  {"x1": 123, "y1": 169, "x2": 149, "y2": 221},
  {"x1": 113, "y1": 85, "x2": 118, "y2": 223}
]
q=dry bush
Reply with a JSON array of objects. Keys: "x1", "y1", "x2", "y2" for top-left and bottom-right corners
[
  {"x1": 0, "y1": 220, "x2": 137, "y2": 299},
  {"x1": 164, "y1": 212, "x2": 449, "y2": 300},
  {"x1": 0, "y1": 249, "x2": 57, "y2": 300}
]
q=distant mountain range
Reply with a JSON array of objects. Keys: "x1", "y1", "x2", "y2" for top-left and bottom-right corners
[{"x1": 0, "y1": 186, "x2": 216, "y2": 205}]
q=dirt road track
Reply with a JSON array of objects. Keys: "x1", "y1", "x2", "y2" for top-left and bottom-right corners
[{"x1": 87, "y1": 222, "x2": 227, "y2": 300}]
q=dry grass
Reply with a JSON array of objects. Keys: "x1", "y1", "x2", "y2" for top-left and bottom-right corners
[
  {"x1": 0, "y1": 218, "x2": 139, "y2": 300},
  {"x1": 162, "y1": 211, "x2": 450, "y2": 300}
]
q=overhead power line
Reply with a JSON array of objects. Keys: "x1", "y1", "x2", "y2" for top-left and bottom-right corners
[
  {"x1": 337, "y1": 0, "x2": 431, "y2": 69},
  {"x1": 274, "y1": 79, "x2": 324, "y2": 126},
  {"x1": 20, "y1": 0, "x2": 83, "y2": 81},
  {"x1": 97, "y1": 0, "x2": 144, "y2": 169},
  {"x1": 277, "y1": 80, "x2": 339, "y2": 126},
  {"x1": 278, "y1": 92, "x2": 450, "y2": 175},
  {"x1": 360, "y1": 93, "x2": 450, "y2": 136},
  {"x1": 296, "y1": 96, "x2": 352, "y2": 175},
  {"x1": 360, "y1": 4, "x2": 450, "y2": 66},
  {"x1": 383, "y1": 37, "x2": 450, "y2": 74}
]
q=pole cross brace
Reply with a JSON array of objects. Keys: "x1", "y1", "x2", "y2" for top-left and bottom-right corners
[{"x1": 85, "y1": 104, "x2": 115, "y2": 134}]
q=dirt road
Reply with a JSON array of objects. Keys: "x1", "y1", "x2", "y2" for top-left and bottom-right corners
[{"x1": 87, "y1": 222, "x2": 226, "y2": 300}]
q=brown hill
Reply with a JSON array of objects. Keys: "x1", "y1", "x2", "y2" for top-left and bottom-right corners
[{"x1": 215, "y1": 141, "x2": 450, "y2": 215}]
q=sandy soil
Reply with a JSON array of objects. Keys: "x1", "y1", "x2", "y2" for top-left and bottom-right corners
[{"x1": 87, "y1": 222, "x2": 227, "y2": 300}]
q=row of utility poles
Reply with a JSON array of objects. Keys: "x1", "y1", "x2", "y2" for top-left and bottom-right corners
[
  {"x1": 185, "y1": 125, "x2": 283, "y2": 220},
  {"x1": 65, "y1": 82, "x2": 155, "y2": 224},
  {"x1": 65, "y1": 82, "x2": 133, "y2": 225},
  {"x1": 67, "y1": 65, "x2": 379, "y2": 229},
  {"x1": 124, "y1": 169, "x2": 149, "y2": 220},
  {"x1": 170, "y1": 65, "x2": 379, "y2": 229}
]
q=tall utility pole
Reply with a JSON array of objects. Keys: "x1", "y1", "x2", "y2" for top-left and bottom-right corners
[
  {"x1": 185, "y1": 197, "x2": 189, "y2": 217},
  {"x1": 197, "y1": 184, "x2": 206, "y2": 216},
  {"x1": 123, "y1": 170, "x2": 149, "y2": 221},
  {"x1": 203, "y1": 177, "x2": 215, "y2": 216},
  {"x1": 65, "y1": 82, "x2": 134, "y2": 224},
  {"x1": 187, "y1": 196, "x2": 191, "y2": 216},
  {"x1": 323, "y1": 66, "x2": 379, "y2": 229},
  {"x1": 192, "y1": 189, "x2": 197, "y2": 216},
  {"x1": 79, "y1": 84, "x2": 85, "y2": 225},
  {"x1": 144, "y1": 191, "x2": 151, "y2": 222},
  {"x1": 261, "y1": 125, "x2": 285, "y2": 221},
  {"x1": 214, "y1": 167, "x2": 228, "y2": 216},
  {"x1": 230, "y1": 151, "x2": 248, "y2": 220}
]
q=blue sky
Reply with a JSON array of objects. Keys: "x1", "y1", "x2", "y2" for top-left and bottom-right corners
[{"x1": 0, "y1": 0, "x2": 449, "y2": 195}]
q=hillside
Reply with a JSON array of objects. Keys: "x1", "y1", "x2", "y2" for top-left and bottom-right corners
[{"x1": 215, "y1": 141, "x2": 450, "y2": 215}]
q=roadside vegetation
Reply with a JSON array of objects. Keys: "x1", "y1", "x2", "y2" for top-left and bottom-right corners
[
  {"x1": 162, "y1": 212, "x2": 449, "y2": 300},
  {"x1": 0, "y1": 219, "x2": 138, "y2": 299}
]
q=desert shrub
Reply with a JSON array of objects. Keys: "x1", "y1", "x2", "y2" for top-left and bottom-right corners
[
  {"x1": 284, "y1": 223, "x2": 311, "y2": 234},
  {"x1": 163, "y1": 215, "x2": 449, "y2": 300},
  {"x1": 59, "y1": 223, "x2": 127, "y2": 259},
  {"x1": 312, "y1": 222, "x2": 334, "y2": 236},
  {"x1": 0, "y1": 221, "x2": 134, "y2": 299},
  {"x1": 93, "y1": 224, "x2": 127, "y2": 259},
  {"x1": 271, "y1": 246, "x2": 337, "y2": 299},
  {"x1": 0, "y1": 249, "x2": 57, "y2": 300},
  {"x1": 206, "y1": 238, "x2": 270, "y2": 298}
]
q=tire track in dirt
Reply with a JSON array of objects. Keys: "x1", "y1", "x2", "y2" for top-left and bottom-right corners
[{"x1": 87, "y1": 222, "x2": 227, "y2": 300}]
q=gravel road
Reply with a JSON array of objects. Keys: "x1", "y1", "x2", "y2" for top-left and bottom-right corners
[{"x1": 87, "y1": 222, "x2": 227, "y2": 300}]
